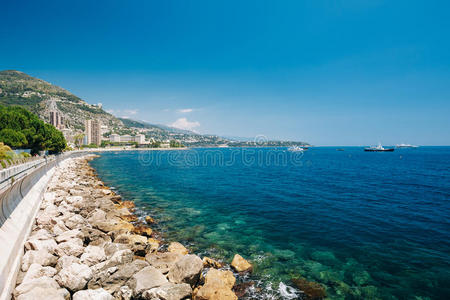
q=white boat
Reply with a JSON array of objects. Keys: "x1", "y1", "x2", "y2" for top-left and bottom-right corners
[
  {"x1": 396, "y1": 143, "x2": 418, "y2": 148},
  {"x1": 288, "y1": 146, "x2": 305, "y2": 152},
  {"x1": 364, "y1": 143, "x2": 395, "y2": 152}
]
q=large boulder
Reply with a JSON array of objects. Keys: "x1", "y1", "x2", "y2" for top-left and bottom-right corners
[
  {"x1": 168, "y1": 242, "x2": 188, "y2": 255},
  {"x1": 90, "y1": 249, "x2": 134, "y2": 274},
  {"x1": 55, "y1": 263, "x2": 93, "y2": 292},
  {"x1": 167, "y1": 254, "x2": 203, "y2": 286},
  {"x1": 14, "y1": 276, "x2": 62, "y2": 298},
  {"x1": 65, "y1": 214, "x2": 86, "y2": 229},
  {"x1": 87, "y1": 209, "x2": 107, "y2": 224},
  {"x1": 80, "y1": 245, "x2": 107, "y2": 266},
  {"x1": 56, "y1": 255, "x2": 81, "y2": 271},
  {"x1": 72, "y1": 288, "x2": 114, "y2": 300},
  {"x1": 146, "y1": 252, "x2": 183, "y2": 274},
  {"x1": 193, "y1": 269, "x2": 237, "y2": 300},
  {"x1": 194, "y1": 285, "x2": 237, "y2": 300},
  {"x1": 21, "y1": 249, "x2": 58, "y2": 271},
  {"x1": 56, "y1": 229, "x2": 83, "y2": 243},
  {"x1": 81, "y1": 228, "x2": 112, "y2": 247},
  {"x1": 103, "y1": 242, "x2": 129, "y2": 258},
  {"x1": 22, "y1": 263, "x2": 57, "y2": 284},
  {"x1": 204, "y1": 269, "x2": 235, "y2": 289},
  {"x1": 88, "y1": 260, "x2": 148, "y2": 293},
  {"x1": 143, "y1": 282, "x2": 192, "y2": 300},
  {"x1": 55, "y1": 238, "x2": 85, "y2": 257},
  {"x1": 94, "y1": 220, "x2": 134, "y2": 234},
  {"x1": 114, "y1": 234, "x2": 148, "y2": 254},
  {"x1": 16, "y1": 286, "x2": 69, "y2": 300},
  {"x1": 128, "y1": 266, "x2": 168, "y2": 296},
  {"x1": 36, "y1": 207, "x2": 58, "y2": 225},
  {"x1": 52, "y1": 219, "x2": 69, "y2": 235},
  {"x1": 24, "y1": 231, "x2": 57, "y2": 253},
  {"x1": 231, "y1": 254, "x2": 252, "y2": 272},
  {"x1": 202, "y1": 257, "x2": 223, "y2": 269}
]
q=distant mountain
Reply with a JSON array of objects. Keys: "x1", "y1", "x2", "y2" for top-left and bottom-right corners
[{"x1": 0, "y1": 70, "x2": 124, "y2": 131}]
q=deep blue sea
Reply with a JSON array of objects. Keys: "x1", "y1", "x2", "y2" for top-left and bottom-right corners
[{"x1": 90, "y1": 147, "x2": 450, "y2": 299}]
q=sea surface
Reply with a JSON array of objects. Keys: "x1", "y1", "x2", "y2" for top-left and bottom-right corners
[{"x1": 90, "y1": 147, "x2": 450, "y2": 299}]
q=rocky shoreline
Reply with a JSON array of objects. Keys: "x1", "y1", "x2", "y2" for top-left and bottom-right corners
[{"x1": 13, "y1": 155, "x2": 252, "y2": 300}]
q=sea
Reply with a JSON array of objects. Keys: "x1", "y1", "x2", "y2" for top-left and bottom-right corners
[{"x1": 89, "y1": 147, "x2": 450, "y2": 299}]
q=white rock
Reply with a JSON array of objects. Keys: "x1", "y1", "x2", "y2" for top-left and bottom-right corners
[
  {"x1": 129, "y1": 266, "x2": 168, "y2": 295},
  {"x1": 55, "y1": 238, "x2": 85, "y2": 257},
  {"x1": 43, "y1": 192, "x2": 56, "y2": 203},
  {"x1": 22, "y1": 263, "x2": 57, "y2": 284},
  {"x1": 143, "y1": 282, "x2": 192, "y2": 300},
  {"x1": 80, "y1": 245, "x2": 106, "y2": 266},
  {"x1": 88, "y1": 209, "x2": 107, "y2": 224},
  {"x1": 52, "y1": 219, "x2": 69, "y2": 235},
  {"x1": 21, "y1": 250, "x2": 58, "y2": 272},
  {"x1": 29, "y1": 229, "x2": 53, "y2": 240},
  {"x1": 16, "y1": 287, "x2": 69, "y2": 300},
  {"x1": 55, "y1": 263, "x2": 93, "y2": 292},
  {"x1": 14, "y1": 276, "x2": 60, "y2": 298},
  {"x1": 65, "y1": 214, "x2": 86, "y2": 229},
  {"x1": 167, "y1": 254, "x2": 203, "y2": 285},
  {"x1": 25, "y1": 238, "x2": 57, "y2": 253},
  {"x1": 56, "y1": 229, "x2": 83, "y2": 243},
  {"x1": 72, "y1": 288, "x2": 114, "y2": 300},
  {"x1": 56, "y1": 255, "x2": 81, "y2": 271}
]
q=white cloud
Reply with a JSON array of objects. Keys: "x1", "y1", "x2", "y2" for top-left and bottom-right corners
[
  {"x1": 177, "y1": 108, "x2": 194, "y2": 113},
  {"x1": 124, "y1": 109, "x2": 138, "y2": 115},
  {"x1": 171, "y1": 118, "x2": 200, "y2": 131}
]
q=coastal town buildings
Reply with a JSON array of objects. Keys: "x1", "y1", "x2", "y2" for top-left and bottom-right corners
[
  {"x1": 84, "y1": 119, "x2": 102, "y2": 145},
  {"x1": 49, "y1": 110, "x2": 64, "y2": 129}
]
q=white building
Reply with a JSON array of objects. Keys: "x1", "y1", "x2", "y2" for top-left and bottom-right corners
[
  {"x1": 109, "y1": 134, "x2": 147, "y2": 144},
  {"x1": 85, "y1": 119, "x2": 102, "y2": 146},
  {"x1": 109, "y1": 134, "x2": 121, "y2": 143}
]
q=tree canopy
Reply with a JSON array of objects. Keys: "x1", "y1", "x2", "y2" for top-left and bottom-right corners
[{"x1": 0, "y1": 105, "x2": 66, "y2": 154}]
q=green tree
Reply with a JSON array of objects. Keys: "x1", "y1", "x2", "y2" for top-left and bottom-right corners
[
  {"x1": 0, "y1": 128, "x2": 27, "y2": 148},
  {"x1": 0, "y1": 105, "x2": 66, "y2": 154}
]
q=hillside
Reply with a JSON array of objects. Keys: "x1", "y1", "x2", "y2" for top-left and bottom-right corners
[
  {"x1": 0, "y1": 70, "x2": 124, "y2": 131},
  {"x1": 0, "y1": 70, "x2": 309, "y2": 147}
]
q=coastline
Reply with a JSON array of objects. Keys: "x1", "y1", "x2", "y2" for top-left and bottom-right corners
[{"x1": 13, "y1": 154, "x2": 252, "y2": 299}]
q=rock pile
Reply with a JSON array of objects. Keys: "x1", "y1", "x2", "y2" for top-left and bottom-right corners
[{"x1": 13, "y1": 156, "x2": 253, "y2": 300}]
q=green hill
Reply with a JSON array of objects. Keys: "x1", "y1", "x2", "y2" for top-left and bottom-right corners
[{"x1": 0, "y1": 70, "x2": 124, "y2": 131}]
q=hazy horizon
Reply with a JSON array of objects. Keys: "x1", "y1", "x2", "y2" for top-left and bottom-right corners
[{"x1": 1, "y1": 1, "x2": 449, "y2": 146}]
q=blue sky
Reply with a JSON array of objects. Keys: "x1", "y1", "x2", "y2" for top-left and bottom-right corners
[{"x1": 1, "y1": 0, "x2": 449, "y2": 145}]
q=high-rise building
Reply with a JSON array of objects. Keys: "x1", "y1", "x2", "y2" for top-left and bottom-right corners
[
  {"x1": 50, "y1": 111, "x2": 64, "y2": 129},
  {"x1": 85, "y1": 119, "x2": 102, "y2": 146}
]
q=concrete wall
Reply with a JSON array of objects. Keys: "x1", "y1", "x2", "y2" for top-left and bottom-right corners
[{"x1": 0, "y1": 152, "x2": 86, "y2": 300}]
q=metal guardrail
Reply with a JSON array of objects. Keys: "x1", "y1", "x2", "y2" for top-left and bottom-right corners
[{"x1": 0, "y1": 152, "x2": 86, "y2": 227}]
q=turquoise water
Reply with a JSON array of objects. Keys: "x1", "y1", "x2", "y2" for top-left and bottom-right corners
[{"x1": 90, "y1": 147, "x2": 450, "y2": 299}]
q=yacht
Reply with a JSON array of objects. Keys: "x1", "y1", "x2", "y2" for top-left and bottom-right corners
[
  {"x1": 288, "y1": 146, "x2": 305, "y2": 152},
  {"x1": 364, "y1": 143, "x2": 395, "y2": 152}
]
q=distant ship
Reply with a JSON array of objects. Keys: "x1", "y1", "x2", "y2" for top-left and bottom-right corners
[
  {"x1": 288, "y1": 146, "x2": 305, "y2": 152},
  {"x1": 364, "y1": 143, "x2": 395, "y2": 152},
  {"x1": 396, "y1": 143, "x2": 418, "y2": 148}
]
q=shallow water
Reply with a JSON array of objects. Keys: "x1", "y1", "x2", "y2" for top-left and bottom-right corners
[{"x1": 90, "y1": 147, "x2": 450, "y2": 299}]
